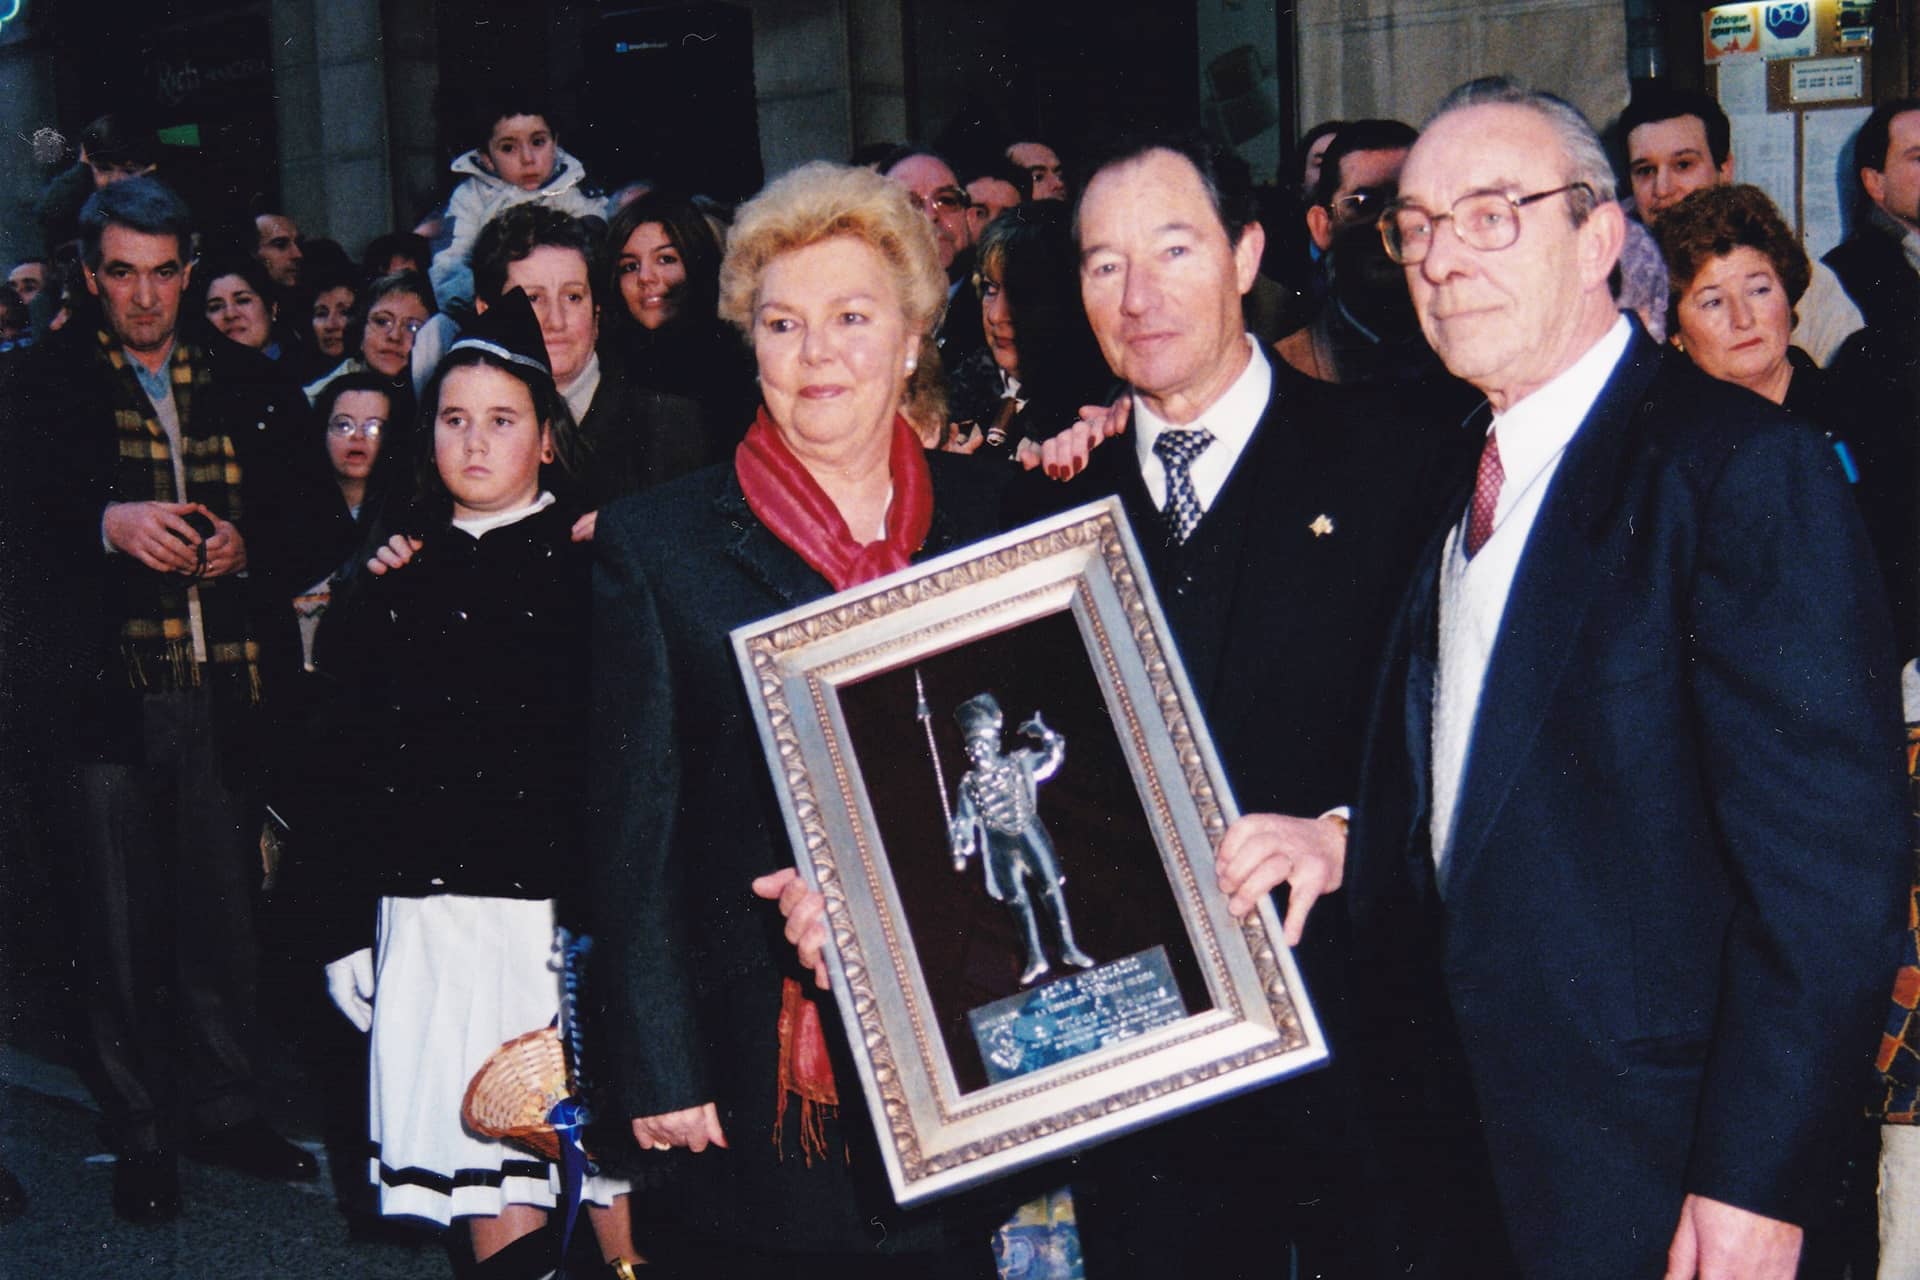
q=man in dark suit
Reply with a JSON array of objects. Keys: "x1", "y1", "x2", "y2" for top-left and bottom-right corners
[
  {"x1": 1001, "y1": 134, "x2": 1469, "y2": 1277},
  {"x1": 1325, "y1": 78, "x2": 1908, "y2": 1278},
  {"x1": 1823, "y1": 98, "x2": 1920, "y2": 342}
]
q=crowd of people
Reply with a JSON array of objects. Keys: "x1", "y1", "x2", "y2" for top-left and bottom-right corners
[{"x1": 0, "y1": 64, "x2": 1917, "y2": 1280}]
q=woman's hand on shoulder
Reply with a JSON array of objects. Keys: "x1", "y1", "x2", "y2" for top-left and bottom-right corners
[
  {"x1": 1015, "y1": 396, "x2": 1131, "y2": 480},
  {"x1": 366, "y1": 534, "x2": 423, "y2": 576},
  {"x1": 752, "y1": 867, "x2": 830, "y2": 991}
]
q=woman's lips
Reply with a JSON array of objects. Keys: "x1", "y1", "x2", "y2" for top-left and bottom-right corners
[{"x1": 799, "y1": 384, "x2": 847, "y2": 399}]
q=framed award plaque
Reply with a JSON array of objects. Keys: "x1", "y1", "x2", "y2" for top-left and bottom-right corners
[{"x1": 732, "y1": 498, "x2": 1328, "y2": 1205}]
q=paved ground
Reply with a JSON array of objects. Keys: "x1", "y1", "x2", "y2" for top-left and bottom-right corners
[{"x1": 0, "y1": 1044, "x2": 452, "y2": 1278}]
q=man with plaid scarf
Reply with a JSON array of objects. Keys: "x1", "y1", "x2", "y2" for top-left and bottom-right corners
[{"x1": 2, "y1": 178, "x2": 341, "y2": 1223}]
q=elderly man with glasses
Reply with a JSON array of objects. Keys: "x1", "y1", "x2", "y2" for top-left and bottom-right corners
[{"x1": 1312, "y1": 77, "x2": 1910, "y2": 1277}]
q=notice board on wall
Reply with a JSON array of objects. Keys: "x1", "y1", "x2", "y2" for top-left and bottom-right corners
[{"x1": 1701, "y1": 1, "x2": 1876, "y2": 257}]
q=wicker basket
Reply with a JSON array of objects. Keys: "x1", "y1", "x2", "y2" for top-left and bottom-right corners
[{"x1": 461, "y1": 1025, "x2": 572, "y2": 1162}]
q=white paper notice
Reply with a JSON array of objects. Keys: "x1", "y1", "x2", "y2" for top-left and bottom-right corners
[
  {"x1": 1730, "y1": 111, "x2": 1798, "y2": 228},
  {"x1": 1803, "y1": 107, "x2": 1872, "y2": 258},
  {"x1": 1717, "y1": 58, "x2": 1767, "y2": 115},
  {"x1": 1789, "y1": 58, "x2": 1864, "y2": 104}
]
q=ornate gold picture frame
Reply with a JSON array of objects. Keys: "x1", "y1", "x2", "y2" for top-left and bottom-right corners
[{"x1": 732, "y1": 498, "x2": 1328, "y2": 1205}]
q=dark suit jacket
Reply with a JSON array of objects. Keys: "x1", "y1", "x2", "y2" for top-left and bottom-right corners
[
  {"x1": 1823, "y1": 214, "x2": 1920, "y2": 341},
  {"x1": 585, "y1": 455, "x2": 1008, "y2": 1257},
  {"x1": 565, "y1": 359, "x2": 722, "y2": 511},
  {"x1": 1008, "y1": 359, "x2": 1472, "y2": 839},
  {"x1": 1346, "y1": 329, "x2": 1910, "y2": 1277},
  {"x1": 1004, "y1": 357, "x2": 1475, "y2": 1274}
]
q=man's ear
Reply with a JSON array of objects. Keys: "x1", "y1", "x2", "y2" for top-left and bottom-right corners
[
  {"x1": 1577, "y1": 201, "x2": 1627, "y2": 291},
  {"x1": 1233, "y1": 220, "x2": 1267, "y2": 296},
  {"x1": 1862, "y1": 167, "x2": 1888, "y2": 211},
  {"x1": 83, "y1": 265, "x2": 101, "y2": 298},
  {"x1": 539, "y1": 422, "x2": 555, "y2": 465},
  {"x1": 1306, "y1": 203, "x2": 1334, "y2": 253},
  {"x1": 1718, "y1": 150, "x2": 1736, "y2": 184}
]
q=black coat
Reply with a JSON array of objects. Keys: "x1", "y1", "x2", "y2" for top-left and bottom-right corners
[
  {"x1": 1823, "y1": 215, "x2": 1920, "y2": 341},
  {"x1": 564, "y1": 360, "x2": 724, "y2": 510},
  {"x1": 1783, "y1": 347, "x2": 1918, "y2": 656},
  {"x1": 601, "y1": 317, "x2": 757, "y2": 459},
  {"x1": 586, "y1": 456, "x2": 1009, "y2": 1256},
  {"x1": 310, "y1": 501, "x2": 594, "y2": 941}
]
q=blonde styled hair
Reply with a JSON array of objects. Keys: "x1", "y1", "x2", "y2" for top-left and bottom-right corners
[{"x1": 719, "y1": 161, "x2": 950, "y2": 442}]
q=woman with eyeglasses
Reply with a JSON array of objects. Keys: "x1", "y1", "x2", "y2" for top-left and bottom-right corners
[
  {"x1": 304, "y1": 270, "x2": 435, "y2": 472},
  {"x1": 287, "y1": 372, "x2": 396, "y2": 668},
  {"x1": 304, "y1": 270, "x2": 434, "y2": 395}
]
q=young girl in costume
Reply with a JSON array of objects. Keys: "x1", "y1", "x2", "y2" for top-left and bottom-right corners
[{"x1": 317, "y1": 292, "x2": 636, "y2": 1277}]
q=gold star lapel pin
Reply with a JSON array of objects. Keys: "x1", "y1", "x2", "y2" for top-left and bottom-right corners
[{"x1": 1308, "y1": 514, "x2": 1335, "y2": 538}]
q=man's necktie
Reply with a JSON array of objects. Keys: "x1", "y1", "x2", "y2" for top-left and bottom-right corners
[
  {"x1": 1153, "y1": 427, "x2": 1215, "y2": 545},
  {"x1": 1464, "y1": 429, "x2": 1504, "y2": 558}
]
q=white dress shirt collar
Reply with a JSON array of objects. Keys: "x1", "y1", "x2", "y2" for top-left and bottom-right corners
[
  {"x1": 1428, "y1": 315, "x2": 1632, "y2": 871},
  {"x1": 1132, "y1": 335, "x2": 1273, "y2": 512},
  {"x1": 1482, "y1": 315, "x2": 1633, "y2": 530}
]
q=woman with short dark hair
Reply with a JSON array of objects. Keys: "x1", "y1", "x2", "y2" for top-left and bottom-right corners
[{"x1": 1657, "y1": 183, "x2": 1914, "y2": 650}]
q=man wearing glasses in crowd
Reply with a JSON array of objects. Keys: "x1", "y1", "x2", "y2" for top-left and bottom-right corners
[
  {"x1": 1273, "y1": 118, "x2": 1459, "y2": 388},
  {"x1": 880, "y1": 147, "x2": 975, "y2": 275},
  {"x1": 881, "y1": 146, "x2": 985, "y2": 361},
  {"x1": 1316, "y1": 77, "x2": 1909, "y2": 1277}
]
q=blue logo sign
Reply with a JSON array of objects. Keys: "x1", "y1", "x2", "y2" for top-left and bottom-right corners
[
  {"x1": 1765, "y1": 3, "x2": 1810, "y2": 39},
  {"x1": 0, "y1": 0, "x2": 20, "y2": 32}
]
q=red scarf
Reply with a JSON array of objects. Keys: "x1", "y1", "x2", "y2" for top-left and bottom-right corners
[
  {"x1": 735, "y1": 406, "x2": 934, "y2": 591},
  {"x1": 735, "y1": 405, "x2": 934, "y2": 1161}
]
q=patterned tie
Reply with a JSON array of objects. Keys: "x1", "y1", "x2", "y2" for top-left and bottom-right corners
[
  {"x1": 1464, "y1": 429, "x2": 1504, "y2": 558},
  {"x1": 1153, "y1": 427, "x2": 1215, "y2": 545}
]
